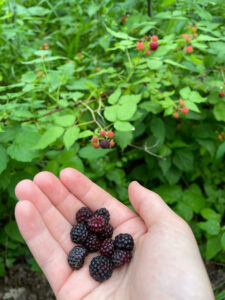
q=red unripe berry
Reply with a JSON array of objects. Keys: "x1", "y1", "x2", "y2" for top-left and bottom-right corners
[
  {"x1": 100, "y1": 130, "x2": 106, "y2": 137},
  {"x1": 179, "y1": 98, "x2": 185, "y2": 106},
  {"x1": 218, "y1": 134, "x2": 223, "y2": 141},
  {"x1": 188, "y1": 25, "x2": 192, "y2": 29},
  {"x1": 181, "y1": 107, "x2": 189, "y2": 114},
  {"x1": 92, "y1": 136, "x2": 98, "y2": 143},
  {"x1": 109, "y1": 141, "x2": 115, "y2": 148},
  {"x1": 151, "y1": 35, "x2": 158, "y2": 41},
  {"x1": 186, "y1": 37, "x2": 191, "y2": 42},
  {"x1": 77, "y1": 52, "x2": 82, "y2": 57},
  {"x1": 186, "y1": 45, "x2": 193, "y2": 53},
  {"x1": 192, "y1": 27, "x2": 197, "y2": 32},
  {"x1": 193, "y1": 33, "x2": 198, "y2": 37},
  {"x1": 137, "y1": 42, "x2": 144, "y2": 51},
  {"x1": 173, "y1": 112, "x2": 179, "y2": 119},
  {"x1": 121, "y1": 16, "x2": 126, "y2": 22},
  {"x1": 107, "y1": 131, "x2": 114, "y2": 138},
  {"x1": 93, "y1": 143, "x2": 100, "y2": 149},
  {"x1": 145, "y1": 49, "x2": 151, "y2": 56},
  {"x1": 181, "y1": 34, "x2": 189, "y2": 38},
  {"x1": 219, "y1": 92, "x2": 225, "y2": 97},
  {"x1": 43, "y1": 42, "x2": 48, "y2": 47},
  {"x1": 149, "y1": 41, "x2": 158, "y2": 51}
]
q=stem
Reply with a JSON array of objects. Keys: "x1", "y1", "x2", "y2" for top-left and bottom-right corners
[
  {"x1": 129, "y1": 143, "x2": 166, "y2": 159},
  {"x1": 147, "y1": 0, "x2": 152, "y2": 17},
  {"x1": 82, "y1": 102, "x2": 103, "y2": 130}
]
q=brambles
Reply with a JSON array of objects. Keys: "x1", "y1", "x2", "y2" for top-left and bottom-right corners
[
  {"x1": 68, "y1": 206, "x2": 134, "y2": 282},
  {"x1": 145, "y1": 49, "x2": 151, "y2": 56},
  {"x1": 92, "y1": 130, "x2": 115, "y2": 149},
  {"x1": 100, "y1": 139, "x2": 110, "y2": 149},
  {"x1": 151, "y1": 35, "x2": 158, "y2": 41},
  {"x1": 107, "y1": 131, "x2": 114, "y2": 139},
  {"x1": 179, "y1": 99, "x2": 185, "y2": 106},
  {"x1": 100, "y1": 130, "x2": 106, "y2": 137},
  {"x1": 219, "y1": 92, "x2": 225, "y2": 97}
]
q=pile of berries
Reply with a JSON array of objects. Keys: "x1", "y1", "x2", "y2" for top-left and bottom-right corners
[
  {"x1": 68, "y1": 207, "x2": 134, "y2": 282},
  {"x1": 92, "y1": 130, "x2": 115, "y2": 149}
]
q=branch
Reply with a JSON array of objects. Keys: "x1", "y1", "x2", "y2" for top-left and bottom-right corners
[{"x1": 147, "y1": 0, "x2": 152, "y2": 17}]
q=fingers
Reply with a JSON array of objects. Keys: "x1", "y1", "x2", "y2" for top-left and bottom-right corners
[
  {"x1": 15, "y1": 179, "x2": 74, "y2": 254},
  {"x1": 33, "y1": 171, "x2": 84, "y2": 225},
  {"x1": 60, "y1": 168, "x2": 136, "y2": 228},
  {"x1": 128, "y1": 181, "x2": 177, "y2": 228},
  {"x1": 15, "y1": 201, "x2": 72, "y2": 295}
]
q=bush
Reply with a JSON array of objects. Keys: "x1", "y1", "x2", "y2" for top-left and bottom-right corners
[{"x1": 0, "y1": 0, "x2": 224, "y2": 286}]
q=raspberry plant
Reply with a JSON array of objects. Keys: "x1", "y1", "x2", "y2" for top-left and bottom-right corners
[{"x1": 0, "y1": 0, "x2": 225, "y2": 295}]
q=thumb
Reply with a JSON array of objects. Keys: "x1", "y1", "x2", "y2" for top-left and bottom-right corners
[{"x1": 128, "y1": 181, "x2": 177, "y2": 228}]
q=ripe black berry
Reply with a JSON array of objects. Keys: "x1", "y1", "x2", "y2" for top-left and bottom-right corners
[
  {"x1": 98, "y1": 224, "x2": 113, "y2": 240},
  {"x1": 114, "y1": 233, "x2": 134, "y2": 251},
  {"x1": 89, "y1": 255, "x2": 113, "y2": 282},
  {"x1": 76, "y1": 207, "x2": 93, "y2": 223},
  {"x1": 100, "y1": 239, "x2": 114, "y2": 257},
  {"x1": 70, "y1": 223, "x2": 88, "y2": 244},
  {"x1": 88, "y1": 215, "x2": 107, "y2": 233},
  {"x1": 112, "y1": 249, "x2": 132, "y2": 268},
  {"x1": 94, "y1": 208, "x2": 110, "y2": 222},
  {"x1": 84, "y1": 234, "x2": 102, "y2": 252},
  {"x1": 68, "y1": 246, "x2": 88, "y2": 270},
  {"x1": 100, "y1": 139, "x2": 110, "y2": 149}
]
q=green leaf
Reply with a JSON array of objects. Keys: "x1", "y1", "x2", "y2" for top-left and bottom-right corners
[
  {"x1": 206, "y1": 236, "x2": 222, "y2": 260},
  {"x1": 154, "y1": 185, "x2": 182, "y2": 205},
  {"x1": 21, "y1": 56, "x2": 66, "y2": 64},
  {"x1": 216, "y1": 289, "x2": 225, "y2": 300},
  {"x1": 0, "y1": 145, "x2": 8, "y2": 174},
  {"x1": 164, "y1": 59, "x2": 188, "y2": 69},
  {"x1": 116, "y1": 102, "x2": 137, "y2": 121},
  {"x1": 79, "y1": 145, "x2": 111, "y2": 160},
  {"x1": 150, "y1": 118, "x2": 165, "y2": 146},
  {"x1": 221, "y1": 233, "x2": 225, "y2": 251},
  {"x1": 5, "y1": 221, "x2": 24, "y2": 243},
  {"x1": 87, "y1": 3, "x2": 101, "y2": 16},
  {"x1": 54, "y1": 115, "x2": 76, "y2": 127},
  {"x1": 175, "y1": 202, "x2": 193, "y2": 221},
  {"x1": 114, "y1": 121, "x2": 134, "y2": 131},
  {"x1": 105, "y1": 26, "x2": 135, "y2": 40},
  {"x1": 108, "y1": 88, "x2": 121, "y2": 104},
  {"x1": 115, "y1": 131, "x2": 133, "y2": 150},
  {"x1": 139, "y1": 101, "x2": 162, "y2": 114},
  {"x1": 118, "y1": 94, "x2": 142, "y2": 105},
  {"x1": 200, "y1": 208, "x2": 221, "y2": 222},
  {"x1": 63, "y1": 127, "x2": 80, "y2": 150},
  {"x1": 7, "y1": 145, "x2": 37, "y2": 162},
  {"x1": 173, "y1": 149, "x2": 194, "y2": 172},
  {"x1": 79, "y1": 130, "x2": 93, "y2": 138},
  {"x1": 182, "y1": 184, "x2": 206, "y2": 213},
  {"x1": 33, "y1": 126, "x2": 64, "y2": 150},
  {"x1": 147, "y1": 59, "x2": 163, "y2": 70},
  {"x1": 104, "y1": 106, "x2": 117, "y2": 122},
  {"x1": 198, "y1": 220, "x2": 220, "y2": 236},
  {"x1": 213, "y1": 102, "x2": 225, "y2": 122},
  {"x1": 216, "y1": 141, "x2": 225, "y2": 159}
]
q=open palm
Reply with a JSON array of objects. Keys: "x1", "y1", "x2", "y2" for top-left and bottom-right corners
[{"x1": 15, "y1": 168, "x2": 214, "y2": 300}]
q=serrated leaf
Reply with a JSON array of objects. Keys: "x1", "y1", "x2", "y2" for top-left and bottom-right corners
[
  {"x1": 104, "y1": 106, "x2": 117, "y2": 122},
  {"x1": 213, "y1": 102, "x2": 225, "y2": 121},
  {"x1": 164, "y1": 59, "x2": 188, "y2": 69},
  {"x1": 175, "y1": 202, "x2": 193, "y2": 221},
  {"x1": 114, "y1": 121, "x2": 134, "y2": 131},
  {"x1": 108, "y1": 88, "x2": 121, "y2": 104},
  {"x1": 198, "y1": 220, "x2": 220, "y2": 235},
  {"x1": 5, "y1": 221, "x2": 24, "y2": 243},
  {"x1": 150, "y1": 118, "x2": 165, "y2": 146},
  {"x1": 79, "y1": 145, "x2": 111, "y2": 160},
  {"x1": 105, "y1": 26, "x2": 135, "y2": 40},
  {"x1": 33, "y1": 126, "x2": 64, "y2": 150},
  {"x1": 115, "y1": 131, "x2": 133, "y2": 150},
  {"x1": 200, "y1": 208, "x2": 221, "y2": 222},
  {"x1": 216, "y1": 141, "x2": 225, "y2": 159},
  {"x1": 154, "y1": 185, "x2": 182, "y2": 205},
  {"x1": 206, "y1": 236, "x2": 222, "y2": 260},
  {"x1": 147, "y1": 59, "x2": 162, "y2": 70},
  {"x1": 54, "y1": 115, "x2": 76, "y2": 127},
  {"x1": 173, "y1": 149, "x2": 194, "y2": 172},
  {"x1": 182, "y1": 184, "x2": 205, "y2": 213},
  {"x1": 0, "y1": 145, "x2": 8, "y2": 174},
  {"x1": 7, "y1": 145, "x2": 38, "y2": 162},
  {"x1": 79, "y1": 130, "x2": 93, "y2": 138},
  {"x1": 21, "y1": 56, "x2": 66, "y2": 64},
  {"x1": 116, "y1": 102, "x2": 137, "y2": 121},
  {"x1": 63, "y1": 127, "x2": 80, "y2": 150}
]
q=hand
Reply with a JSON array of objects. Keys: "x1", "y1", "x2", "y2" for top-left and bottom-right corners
[{"x1": 15, "y1": 168, "x2": 214, "y2": 300}]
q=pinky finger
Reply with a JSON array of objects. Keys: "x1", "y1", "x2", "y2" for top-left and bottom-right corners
[{"x1": 15, "y1": 200, "x2": 72, "y2": 295}]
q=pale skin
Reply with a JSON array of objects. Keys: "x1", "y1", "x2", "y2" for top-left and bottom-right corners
[{"x1": 15, "y1": 168, "x2": 214, "y2": 300}]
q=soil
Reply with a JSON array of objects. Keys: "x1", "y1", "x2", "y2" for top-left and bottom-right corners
[{"x1": 0, "y1": 262, "x2": 224, "y2": 299}]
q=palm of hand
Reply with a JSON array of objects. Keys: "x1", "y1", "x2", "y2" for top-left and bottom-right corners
[{"x1": 15, "y1": 168, "x2": 213, "y2": 300}]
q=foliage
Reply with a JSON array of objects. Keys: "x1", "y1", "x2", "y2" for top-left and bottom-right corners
[{"x1": 0, "y1": 0, "x2": 225, "y2": 292}]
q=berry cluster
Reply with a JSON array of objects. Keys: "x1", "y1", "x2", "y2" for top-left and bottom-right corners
[
  {"x1": 92, "y1": 130, "x2": 115, "y2": 149},
  {"x1": 180, "y1": 24, "x2": 198, "y2": 54},
  {"x1": 173, "y1": 98, "x2": 189, "y2": 118},
  {"x1": 136, "y1": 35, "x2": 159, "y2": 55},
  {"x1": 68, "y1": 207, "x2": 134, "y2": 282}
]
